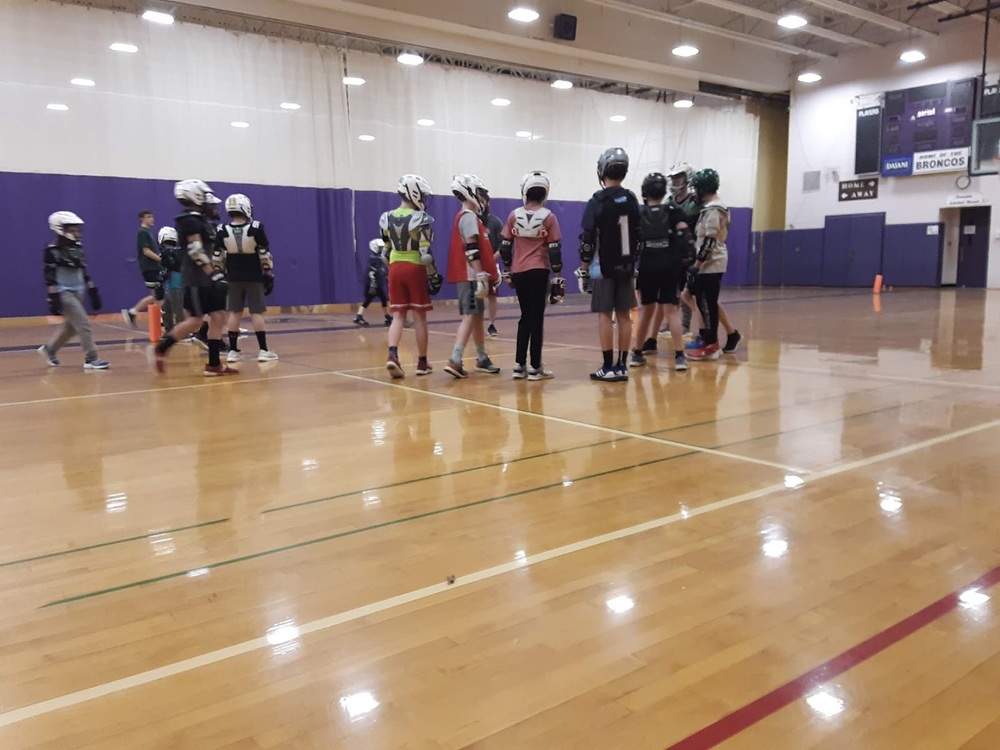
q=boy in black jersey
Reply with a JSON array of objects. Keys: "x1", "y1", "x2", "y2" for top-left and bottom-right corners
[
  {"x1": 151, "y1": 179, "x2": 235, "y2": 376},
  {"x1": 631, "y1": 172, "x2": 694, "y2": 371},
  {"x1": 578, "y1": 147, "x2": 641, "y2": 382},
  {"x1": 355, "y1": 239, "x2": 391, "y2": 327}
]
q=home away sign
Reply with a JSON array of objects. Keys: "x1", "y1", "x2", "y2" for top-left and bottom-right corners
[{"x1": 838, "y1": 178, "x2": 879, "y2": 201}]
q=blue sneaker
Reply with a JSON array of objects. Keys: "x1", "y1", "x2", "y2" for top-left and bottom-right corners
[
  {"x1": 38, "y1": 345, "x2": 59, "y2": 367},
  {"x1": 684, "y1": 337, "x2": 703, "y2": 350},
  {"x1": 674, "y1": 353, "x2": 688, "y2": 371},
  {"x1": 83, "y1": 359, "x2": 110, "y2": 370}
]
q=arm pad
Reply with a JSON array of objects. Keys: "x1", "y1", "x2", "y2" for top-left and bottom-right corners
[
  {"x1": 498, "y1": 238, "x2": 513, "y2": 268},
  {"x1": 697, "y1": 236, "x2": 717, "y2": 263},
  {"x1": 464, "y1": 241, "x2": 481, "y2": 263},
  {"x1": 547, "y1": 241, "x2": 563, "y2": 273},
  {"x1": 187, "y1": 239, "x2": 211, "y2": 267},
  {"x1": 579, "y1": 232, "x2": 596, "y2": 264}
]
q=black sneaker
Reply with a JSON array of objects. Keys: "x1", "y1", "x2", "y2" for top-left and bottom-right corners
[
  {"x1": 487, "y1": 323, "x2": 498, "y2": 338},
  {"x1": 723, "y1": 330, "x2": 742, "y2": 354},
  {"x1": 384, "y1": 315, "x2": 392, "y2": 327},
  {"x1": 354, "y1": 315, "x2": 369, "y2": 327},
  {"x1": 444, "y1": 360, "x2": 469, "y2": 379},
  {"x1": 590, "y1": 365, "x2": 618, "y2": 381},
  {"x1": 615, "y1": 364, "x2": 629, "y2": 382},
  {"x1": 641, "y1": 338, "x2": 657, "y2": 354}
]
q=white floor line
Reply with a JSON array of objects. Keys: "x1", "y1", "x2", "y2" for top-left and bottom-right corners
[
  {"x1": 333, "y1": 371, "x2": 810, "y2": 475},
  {"x1": 333, "y1": 344, "x2": 587, "y2": 376},
  {"x1": 3, "y1": 417, "x2": 996, "y2": 729}
]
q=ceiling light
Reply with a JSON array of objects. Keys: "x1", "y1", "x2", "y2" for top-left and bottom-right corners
[
  {"x1": 900, "y1": 50, "x2": 926, "y2": 63},
  {"x1": 46, "y1": 103, "x2": 69, "y2": 111},
  {"x1": 492, "y1": 97, "x2": 511, "y2": 107},
  {"x1": 230, "y1": 121, "x2": 249, "y2": 128},
  {"x1": 141, "y1": 10, "x2": 174, "y2": 24},
  {"x1": 674, "y1": 99, "x2": 694, "y2": 109},
  {"x1": 416, "y1": 118, "x2": 435, "y2": 126},
  {"x1": 358, "y1": 134, "x2": 376, "y2": 141},
  {"x1": 610, "y1": 115, "x2": 627, "y2": 122},
  {"x1": 515, "y1": 130, "x2": 533, "y2": 138},
  {"x1": 342, "y1": 76, "x2": 366, "y2": 86},
  {"x1": 280, "y1": 102, "x2": 301, "y2": 110},
  {"x1": 798, "y1": 72, "x2": 822, "y2": 83},
  {"x1": 672, "y1": 44, "x2": 699, "y2": 57},
  {"x1": 508, "y1": 7, "x2": 540, "y2": 22},
  {"x1": 109, "y1": 42, "x2": 138, "y2": 53},
  {"x1": 778, "y1": 14, "x2": 808, "y2": 28},
  {"x1": 71, "y1": 78, "x2": 96, "y2": 87},
  {"x1": 397, "y1": 52, "x2": 424, "y2": 66},
  {"x1": 551, "y1": 79, "x2": 573, "y2": 90}
]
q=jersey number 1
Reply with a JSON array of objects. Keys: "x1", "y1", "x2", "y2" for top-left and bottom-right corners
[{"x1": 619, "y1": 215, "x2": 631, "y2": 257}]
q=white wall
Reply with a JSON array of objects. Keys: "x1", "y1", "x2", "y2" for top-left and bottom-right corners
[
  {"x1": 786, "y1": 25, "x2": 1000, "y2": 286},
  {"x1": 0, "y1": 0, "x2": 761, "y2": 205}
]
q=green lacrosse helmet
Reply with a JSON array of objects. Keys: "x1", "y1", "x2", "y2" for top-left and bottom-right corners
[{"x1": 691, "y1": 168, "x2": 720, "y2": 199}]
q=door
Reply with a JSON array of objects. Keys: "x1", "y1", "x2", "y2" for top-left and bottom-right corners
[
  {"x1": 822, "y1": 213, "x2": 886, "y2": 287},
  {"x1": 956, "y1": 206, "x2": 990, "y2": 288},
  {"x1": 783, "y1": 229, "x2": 825, "y2": 285}
]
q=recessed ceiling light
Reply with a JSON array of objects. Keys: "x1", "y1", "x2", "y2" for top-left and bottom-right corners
[
  {"x1": 141, "y1": 10, "x2": 174, "y2": 25},
  {"x1": 109, "y1": 42, "x2": 138, "y2": 53},
  {"x1": 610, "y1": 115, "x2": 627, "y2": 122},
  {"x1": 674, "y1": 99, "x2": 694, "y2": 108},
  {"x1": 492, "y1": 97, "x2": 512, "y2": 107},
  {"x1": 778, "y1": 14, "x2": 808, "y2": 28},
  {"x1": 515, "y1": 130, "x2": 533, "y2": 138},
  {"x1": 798, "y1": 72, "x2": 822, "y2": 83},
  {"x1": 672, "y1": 45, "x2": 699, "y2": 57},
  {"x1": 900, "y1": 50, "x2": 926, "y2": 63},
  {"x1": 230, "y1": 121, "x2": 250, "y2": 128},
  {"x1": 342, "y1": 76, "x2": 366, "y2": 86},
  {"x1": 397, "y1": 52, "x2": 424, "y2": 66},
  {"x1": 70, "y1": 78, "x2": 96, "y2": 87},
  {"x1": 47, "y1": 103, "x2": 69, "y2": 111},
  {"x1": 280, "y1": 102, "x2": 301, "y2": 110},
  {"x1": 508, "y1": 7, "x2": 540, "y2": 22},
  {"x1": 358, "y1": 134, "x2": 376, "y2": 141},
  {"x1": 551, "y1": 79, "x2": 573, "y2": 90},
  {"x1": 417, "y1": 118, "x2": 435, "y2": 126}
]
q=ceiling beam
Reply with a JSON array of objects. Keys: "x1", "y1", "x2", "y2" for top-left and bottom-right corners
[
  {"x1": 582, "y1": 0, "x2": 835, "y2": 59},
  {"x1": 693, "y1": 0, "x2": 880, "y2": 47},
  {"x1": 802, "y1": 0, "x2": 938, "y2": 35}
]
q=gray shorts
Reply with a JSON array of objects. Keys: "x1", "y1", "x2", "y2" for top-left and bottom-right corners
[
  {"x1": 456, "y1": 281, "x2": 485, "y2": 316},
  {"x1": 227, "y1": 281, "x2": 266, "y2": 314},
  {"x1": 591, "y1": 276, "x2": 637, "y2": 314}
]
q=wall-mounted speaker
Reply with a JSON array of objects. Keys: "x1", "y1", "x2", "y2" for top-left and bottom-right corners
[{"x1": 554, "y1": 13, "x2": 577, "y2": 41}]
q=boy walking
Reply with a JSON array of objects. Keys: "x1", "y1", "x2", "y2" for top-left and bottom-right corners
[
  {"x1": 121, "y1": 209, "x2": 160, "y2": 328},
  {"x1": 355, "y1": 239, "x2": 391, "y2": 327}
]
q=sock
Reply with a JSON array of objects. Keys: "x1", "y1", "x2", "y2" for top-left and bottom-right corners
[
  {"x1": 603, "y1": 350, "x2": 613, "y2": 369},
  {"x1": 617, "y1": 351, "x2": 628, "y2": 367},
  {"x1": 676, "y1": 350, "x2": 684, "y2": 357},
  {"x1": 197, "y1": 322, "x2": 209, "y2": 340},
  {"x1": 476, "y1": 345, "x2": 488, "y2": 361},
  {"x1": 155, "y1": 334, "x2": 177, "y2": 354},
  {"x1": 208, "y1": 340, "x2": 221, "y2": 367},
  {"x1": 228, "y1": 332, "x2": 239, "y2": 351},
  {"x1": 357, "y1": 306, "x2": 363, "y2": 317},
  {"x1": 452, "y1": 344, "x2": 464, "y2": 363},
  {"x1": 256, "y1": 331, "x2": 267, "y2": 351},
  {"x1": 389, "y1": 345, "x2": 398, "y2": 358},
  {"x1": 418, "y1": 355, "x2": 428, "y2": 366},
  {"x1": 129, "y1": 307, "x2": 137, "y2": 316}
]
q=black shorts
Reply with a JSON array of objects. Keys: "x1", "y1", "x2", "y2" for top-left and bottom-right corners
[
  {"x1": 142, "y1": 270, "x2": 162, "y2": 289},
  {"x1": 591, "y1": 276, "x2": 637, "y2": 314},
  {"x1": 183, "y1": 286, "x2": 227, "y2": 317},
  {"x1": 637, "y1": 258, "x2": 683, "y2": 306}
]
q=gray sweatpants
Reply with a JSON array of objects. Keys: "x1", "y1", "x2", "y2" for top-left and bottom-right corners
[
  {"x1": 47, "y1": 291, "x2": 97, "y2": 361},
  {"x1": 162, "y1": 288, "x2": 186, "y2": 330}
]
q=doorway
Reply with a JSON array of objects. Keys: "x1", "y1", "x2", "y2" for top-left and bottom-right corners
[{"x1": 956, "y1": 206, "x2": 991, "y2": 288}]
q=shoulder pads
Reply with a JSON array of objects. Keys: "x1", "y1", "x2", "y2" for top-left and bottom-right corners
[{"x1": 408, "y1": 210, "x2": 434, "y2": 230}]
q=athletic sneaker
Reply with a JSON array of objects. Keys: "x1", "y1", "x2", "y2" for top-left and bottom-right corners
[
  {"x1": 120, "y1": 308, "x2": 137, "y2": 328},
  {"x1": 658, "y1": 324, "x2": 670, "y2": 336},
  {"x1": 641, "y1": 338, "x2": 657, "y2": 354},
  {"x1": 226, "y1": 350, "x2": 243, "y2": 364},
  {"x1": 475, "y1": 357, "x2": 501, "y2": 374},
  {"x1": 192, "y1": 334, "x2": 209, "y2": 352},
  {"x1": 722, "y1": 330, "x2": 742, "y2": 354},
  {"x1": 257, "y1": 350, "x2": 279, "y2": 362},
  {"x1": 386, "y1": 355, "x2": 405, "y2": 379},
  {"x1": 148, "y1": 346, "x2": 166, "y2": 375},
  {"x1": 384, "y1": 315, "x2": 392, "y2": 327},
  {"x1": 684, "y1": 337, "x2": 703, "y2": 350},
  {"x1": 487, "y1": 324, "x2": 498, "y2": 338},
  {"x1": 688, "y1": 343, "x2": 721, "y2": 361},
  {"x1": 37, "y1": 345, "x2": 59, "y2": 367},
  {"x1": 444, "y1": 360, "x2": 469, "y2": 379},
  {"x1": 83, "y1": 359, "x2": 110, "y2": 370},
  {"x1": 203, "y1": 364, "x2": 238, "y2": 376},
  {"x1": 415, "y1": 359, "x2": 433, "y2": 376},
  {"x1": 629, "y1": 350, "x2": 646, "y2": 368},
  {"x1": 404, "y1": 320, "x2": 414, "y2": 329},
  {"x1": 354, "y1": 315, "x2": 369, "y2": 327},
  {"x1": 528, "y1": 366, "x2": 554, "y2": 381},
  {"x1": 590, "y1": 366, "x2": 619, "y2": 381},
  {"x1": 674, "y1": 353, "x2": 689, "y2": 371},
  {"x1": 615, "y1": 364, "x2": 629, "y2": 381},
  {"x1": 512, "y1": 363, "x2": 527, "y2": 380}
]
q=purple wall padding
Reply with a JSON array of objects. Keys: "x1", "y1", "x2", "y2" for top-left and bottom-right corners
[
  {"x1": 782, "y1": 229, "x2": 825, "y2": 286},
  {"x1": 724, "y1": 207, "x2": 752, "y2": 286},
  {"x1": 882, "y1": 223, "x2": 943, "y2": 287}
]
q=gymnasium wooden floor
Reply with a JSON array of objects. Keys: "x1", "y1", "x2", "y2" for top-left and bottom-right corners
[{"x1": 2, "y1": 287, "x2": 1000, "y2": 749}]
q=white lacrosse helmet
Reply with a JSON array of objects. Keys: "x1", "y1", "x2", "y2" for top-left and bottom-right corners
[
  {"x1": 225, "y1": 193, "x2": 253, "y2": 219},
  {"x1": 520, "y1": 171, "x2": 550, "y2": 204},
  {"x1": 174, "y1": 179, "x2": 222, "y2": 206},
  {"x1": 667, "y1": 162, "x2": 695, "y2": 197},
  {"x1": 369, "y1": 238, "x2": 385, "y2": 255},
  {"x1": 397, "y1": 174, "x2": 432, "y2": 210},
  {"x1": 48, "y1": 211, "x2": 84, "y2": 239},
  {"x1": 451, "y1": 174, "x2": 488, "y2": 211},
  {"x1": 157, "y1": 226, "x2": 178, "y2": 245}
]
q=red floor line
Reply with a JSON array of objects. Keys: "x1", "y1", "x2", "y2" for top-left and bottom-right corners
[{"x1": 664, "y1": 562, "x2": 1000, "y2": 750}]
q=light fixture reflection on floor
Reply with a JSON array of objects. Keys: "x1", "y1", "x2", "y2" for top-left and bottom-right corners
[
  {"x1": 806, "y1": 690, "x2": 845, "y2": 717},
  {"x1": 339, "y1": 691, "x2": 380, "y2": 720},
  {"x1": 606, "y1": 595, "x2": 635, "y2": 614}
]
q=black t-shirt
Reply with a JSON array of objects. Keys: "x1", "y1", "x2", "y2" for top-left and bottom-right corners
[
  {"x1": 216, "y1": 221, "x2": 271, "y2": 282},
  {"x1": 582, "y1": 186, "x2": 641, "y2": 278},
  {"x1": 176, "y1": 211, "x2": 215, "y2": 288}
]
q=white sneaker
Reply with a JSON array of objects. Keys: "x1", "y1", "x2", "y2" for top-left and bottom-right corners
[
  {"x1": 512, "y1": 364, "x2": 526, "y2": 380},
  {"x1": 527, "y1": 366, "x2": 553, "y2": 381},
  {"x1": 258, "y1": 350, "x2": 279, "y2": 362},
  {"x1": 226, "y1": 350, "x2": 243, "y2": 363}
]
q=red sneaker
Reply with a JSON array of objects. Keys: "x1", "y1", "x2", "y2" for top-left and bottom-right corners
[
  {"x1": 148, "y1": 345, "x2": 166, "y2": 375},
  {"x1": 204, "y1": 364, "x2": 239, "y2": 376},
  {"x1": 386, "y1": 355, "x2": 405, "y2": 379},
  {"x1": 687, "y1": 343, "x2": 721, "y2": 361}
]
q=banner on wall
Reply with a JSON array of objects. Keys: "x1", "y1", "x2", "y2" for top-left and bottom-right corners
[{"x1": 838, "y1": 178, "x2": 879, "y2": 201}]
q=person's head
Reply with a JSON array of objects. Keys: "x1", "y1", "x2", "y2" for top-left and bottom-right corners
[
  {"x1": 667, "y1": 162, "x2": 695, "y2": 201},
  {"x1": 520, "y1": 170, "x2": 550, "y2": 206},
  {"x1": 174, "y1": 178, "x2": 221, "y2": 219},
  {"x1": 157, "y1": 226, "x2": 179, "y2": 249},
  {"x1": 369, "y1": 238, "x2": 386, "y2": 257},
  {"x1": 451, "y1": 174, "x2": 488, "y2": 212},
  {"x1": 397, "y1": 174, "x2": 432, "y2": 211},
  {"x1": 49, "y1": 211, "x2": 84, "y2": 244},
  {"x1": 139, "y1": 210, "x2": 155, "y2": 228},
  {"x1": 690, "y1": 168, "x2": 720, "y2": 203},
  {"x1": 641, "y1": 172, "x2": 667, "y2": 205},
  {"x1": 597, "y1": 147, "x2": 629, "y2": 187},
  {"x1": 225, "y1": 193, "x2": 253, "y2": 224}
]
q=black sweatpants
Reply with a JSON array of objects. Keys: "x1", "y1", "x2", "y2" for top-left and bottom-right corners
[
  {"x1": 693, "y1": 272, "x2": 723, "y2": 345},
  {"x1": 513, "y1": 268, "x2": 550, "y2": 369}
]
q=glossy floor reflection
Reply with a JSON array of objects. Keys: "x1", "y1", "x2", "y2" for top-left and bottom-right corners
[{"x1": 2, "y1": 288, "x2": 1000, "y2": 748}]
